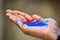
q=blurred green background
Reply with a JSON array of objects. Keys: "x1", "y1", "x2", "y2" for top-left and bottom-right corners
[{"x1": 0, "y1": 0, "x2": 60, "y2": 40}]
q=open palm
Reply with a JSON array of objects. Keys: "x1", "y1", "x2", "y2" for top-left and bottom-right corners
[{"x1": 6, "y1": 9, "x2": 58, "y2": 40}]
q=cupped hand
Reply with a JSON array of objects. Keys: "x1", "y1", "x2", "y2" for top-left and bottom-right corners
[{"x1": 6, "y1": 9, "x2": 58, "y2": 40}]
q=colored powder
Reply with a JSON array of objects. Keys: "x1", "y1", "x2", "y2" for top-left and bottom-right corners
[
  {"x1": 22, "y1": 20, "x2": 48, "y2": 27},
  {"x1": 25, "y1": 18, "x2": 34, "y2": 23}
]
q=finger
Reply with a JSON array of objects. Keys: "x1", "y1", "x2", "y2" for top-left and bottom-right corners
[
  {"x1": 6, "y1": 9, "x2": 18, "y2": 15},
  {"x1": 6, "y1": 9, "x2": 33, "y2": 22},
  {"x1": 6, "y1": 13, "x2": 13, "y2": 17},
  {"x1": 17, "y1": 15, "x2": 27, "y2": 21},
  {"x1": 9, "y1": 15, "x2": 22, "y2": 26},
  {"x1": 9, "y1": 15, "x2": 28, "y2": 31},
  {"x1": 6, "y1": 9, "x2": 17, "y2": 16},
  {"x1": 6, "y1": 9, "x2": 27, "y2": 21},
  {"x1": 12, "y1": 10, "x2": 33, "y2": 20},
  {"x1": 6, "y1": 9, "x2": 13, "y2": 13},
  {"x1": 32, "y1": 14, "x2": 44, "y2": 20}
]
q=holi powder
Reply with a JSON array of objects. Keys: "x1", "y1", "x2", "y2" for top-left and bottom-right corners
[
  {"x1": 22, "y1": 17, "x2": 48, "y2": 27},
  {"x1": 13, "y1": 11, "x2": 48, "y2": 27},
  {"x1": 22, "y1": 19, "x2": 48, "y2": 27}
]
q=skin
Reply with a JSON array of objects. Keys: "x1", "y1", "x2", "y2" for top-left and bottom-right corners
[{"x1": 6, "y1": 9, "x2": 59, "y2": 40}]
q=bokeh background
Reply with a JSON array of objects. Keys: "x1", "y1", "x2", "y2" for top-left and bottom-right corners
[{"x1": 0, "y1": 0, "x2": 60, "y2": 40}]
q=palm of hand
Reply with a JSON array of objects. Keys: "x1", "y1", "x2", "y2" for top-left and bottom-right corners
[
  {"x1": 21, "y1": 18, "x2": 57, "y2": 40},
  {"x1": 6, "y1": 9, "x2": 57, "y2": 40}
]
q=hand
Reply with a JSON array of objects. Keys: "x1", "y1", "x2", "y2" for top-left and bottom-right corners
[{"x1": 6, "y1": 9, "x2": 58, "y2": 40}]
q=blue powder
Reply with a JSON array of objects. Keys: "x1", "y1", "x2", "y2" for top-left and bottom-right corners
[
  {"x1": 22, "y1": 20, "x2": 48, "y2": 27},
  {"x1": 15, "y1": 19, "x2": 19, "y2": 24}
]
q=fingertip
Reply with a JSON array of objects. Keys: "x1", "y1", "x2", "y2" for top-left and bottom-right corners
[
  {"x1": 6, "y1": 13, "x2": 13, "y2": 17},
  {"x1": 32, "y1": 14, "x2": 43, "y2": 20},
  {"x1": 6, "y1": 9, "x2": 13, "y2": 13}
]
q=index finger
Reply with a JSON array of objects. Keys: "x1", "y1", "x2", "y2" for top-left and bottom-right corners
[{"x1": 6, "y1": 9, "x2": 33, "y2": 21}]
